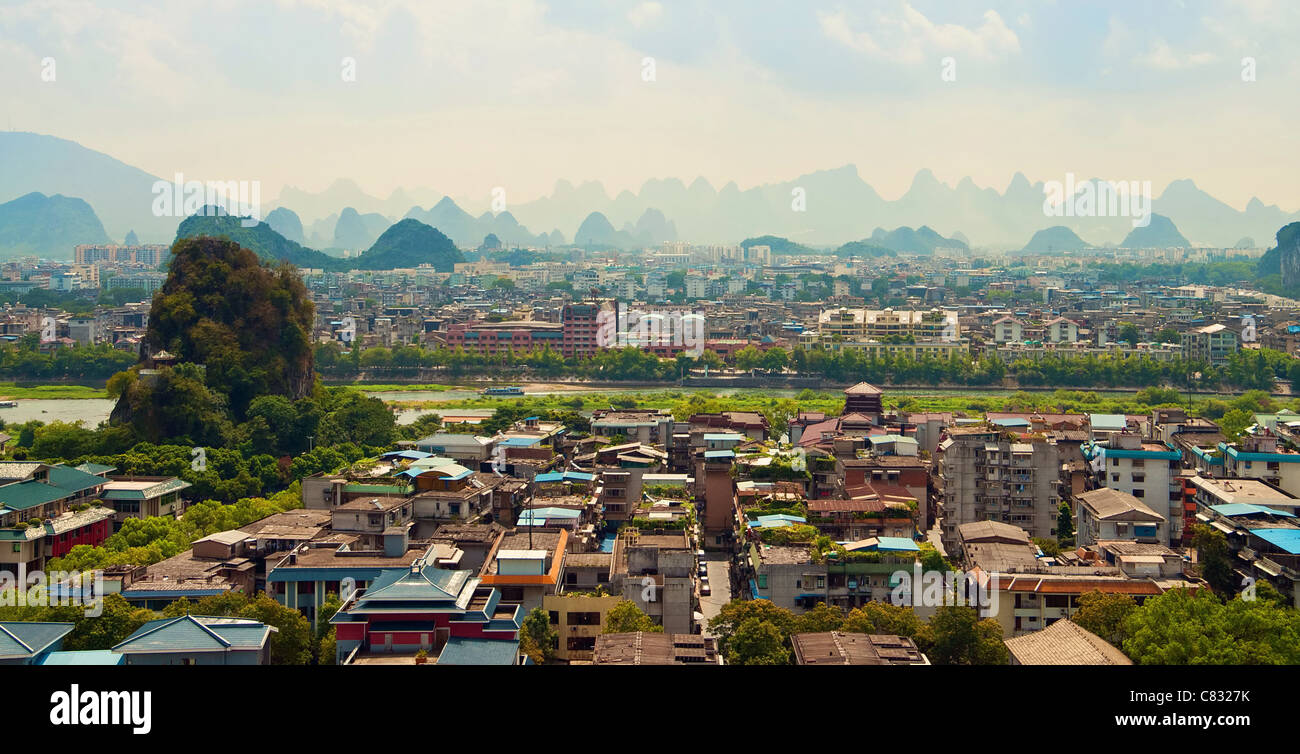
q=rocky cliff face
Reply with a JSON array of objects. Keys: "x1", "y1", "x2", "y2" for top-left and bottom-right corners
[
  {"x1": 1276, "y1": 223, "x2": 1300, "y2": 291},
  {"x1": 1258, "y1": 222, "x2": 1300, "y2": 294}
]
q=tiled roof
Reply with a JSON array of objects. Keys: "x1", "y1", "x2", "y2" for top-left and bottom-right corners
[
  {"x1": 0, "y1": 622, "x2": 75, "y2": 659},
  {"x1": 113, "y1": 615, "x2": 273, "y2": 653},
  {"x1": 1004, "y1": 619, "x2": 1132, "y2": 665}
]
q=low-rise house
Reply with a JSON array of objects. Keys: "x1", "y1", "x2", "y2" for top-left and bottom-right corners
[
  {"x1": 543, "y1": 590, "x2": 622, "y2": 662},
  {"x1": 112, "y1": 615, "x2": 276, "y2": 665},
  {"x1": 610, "y1": 529, "x2": 694, "y2": 634},
  {"x1": 989, "y1": 572, "x2": 1195, "y2": 636},
  {"x1": 1004, "y1": 619, "x2": 1131, "y2": 665},
  {"x1": 119, "y1": 534, "x2": 258, "y2": 610},
  {"x1": 592, "y1": 632, "x2": 720, "y2": 665},
  {"x1": 0, "y1": 621, "x2": 74, "y2": 665},
  {"x1": 99, "y1": 476, "x2": 193, "y2": 529},
  {"x1": 1074, "y1": 488, "x2": 1167, "y2": 547},
  {"x1": 790, "y1": 632, "x2": 928, "y2": 665},
  {"x1": 958, "y1": 521, "x2": 1041, "y2": 572},
  {"x1": 267, "y1": 539, "x2": 447, "y2": 624},
  {"x1": 479, "y1": 529, "x2": 568, "y2": 612}
]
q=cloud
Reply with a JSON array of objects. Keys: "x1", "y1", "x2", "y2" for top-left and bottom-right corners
[
  {"x1": 627, "y1": 2, "x2": 664, "y2": 29},
  {"x1": 1134, "y1": 38, "x2": 1216, "y2": 70},
  {"x1": 817, "y1": 3, "x2": 1020, "y2": 64}
]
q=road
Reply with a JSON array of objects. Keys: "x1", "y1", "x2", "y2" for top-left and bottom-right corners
[{"x1": 697, "y1": 552, "x2": 732, "y2": 636}]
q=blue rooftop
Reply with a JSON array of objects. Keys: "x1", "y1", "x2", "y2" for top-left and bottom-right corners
[
  {"x1": 1211, "y1": 503, "x2": 1296, "y2": 518},
  {"x1": 749, "y1": 513, "x2": 806, "y2": 529},
  {"x1": 38, "y1": 650, "x2": 125, "y2": 666},
  {"x1": 1249, "y1": 528, "x2": 1300, "y2": 555},
  {"x1": 534, "y1": 471, "x2": 595, "y2": 483},
  {"x1": 436, "y1": 637, "x2": 520, "y2": 666},
  {"x1": 381, "y1": 450, "x2": 433, "y2": 460}
]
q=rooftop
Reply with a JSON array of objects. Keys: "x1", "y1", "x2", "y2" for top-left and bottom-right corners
[
  {"x1": 1004, "y1": 619, "x2": 1131, "y2": 665},
  {"x1": 790, "y1": 632, "x2": 927, "y2": 665}
]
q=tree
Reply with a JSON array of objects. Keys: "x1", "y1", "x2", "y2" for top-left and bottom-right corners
[
  {"x1": 841, "y1": 601, "x2": 928, "y2": 649},
  {"x1": 521, "y1": 607, "x2": 558, "y2": 664},
  {"x1": 602, "y1": 599, "x2": 663, "y2": 634},
  {"x1": 1056, "y1": 501, "x2": 1075, "y2": 547},
  {"x1": 927, "y1": 606, "x2": 1009, "y2": 665},
  {"x1": 792, "y1": 601, "x2": 845, "y2": 634},
  {"x1": 1122, "y1": 588, "x2": 1300, "y2": 664},
  {"x1": 63, "y1": 594, "x2": 154, "y2": 651},
  {"x1": 1118, "y1": 322, "x2": 1142, "y2": 347},
  {"x1": 708, "y1": 599, "x2": 795, "y2": 660},
  {"x1": 1072, "y1": 592, "x2": 1137, "y2": 646},
  {"x1": 1033, "y1": 537, "x2": 1061, "y2": 557},
  {"x1": 729, "y1": 618, "x2": 791, "y2": 665},
  {"x1": 1191, "y1": 524, "x2": 1237, "y2": 595},
  {"x1": 1216, "y1": 408, "x2": 1255, "y2": 443}
]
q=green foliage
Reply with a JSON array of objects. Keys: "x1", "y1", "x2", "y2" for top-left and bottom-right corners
[
  {"x1": 46, "y1": 485, "x2": 303, "y2": 573},
  {"x1": 1071, "y1": 592, "x2": 1138, "y2": 646},
  {"x1": 0, "y1": 340, "x2": 135, "y2": 381},
  {"x1": 602, "y1": 599, "x2": 663, "y2": 634},
  {"x1": 729, "y1": 618, "x2": 791, "y2": 665},
  {"x1": 521, "y1": 607, "x2": 558, "y2": 664},
  {"x1": 926, "y1": 606, "x2": 1009, "y2": 665},
  {"x1": 0, "y1": 593, "x2": 154, "y2": 652},
  {"x1": 1122, "y1": 588, "x2": 1300, "y2": 664},
  {"x1": 842, "y1": 601, "x2": 929, "y2": 649},
  {"x1": 1032, "y1": 537, "x2": 1061, "y2": 558},
  {"x1": 1057, "y1": 501, "x2": 1075, "y2": 547},
  {"x1": 1191, "y1": 524, "x2": 1237, "y2": 595},
  {"x1": 115, "y1": 235, "x2": 315, "y2": 442}
]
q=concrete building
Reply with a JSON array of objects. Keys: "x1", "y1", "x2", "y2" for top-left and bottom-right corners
[
  {"x1": 1082, "y1": 434, "x2": 1183, "y2": 545},
  {"x1": 1074, "y1": 487, "x2": 1168, "y2": 547},
  {"x1": 610, "y1": 529, "x2": 694, "y2": 634},
  {"x1": 790, "y1": 632, "x2": 928, "y2": 665},
  {"x1": 592, "y1": 632, "x2": 720, "y2": 665},
  {"x1": 937, "y1": 428, "x2": 1062, "y2": 553}
]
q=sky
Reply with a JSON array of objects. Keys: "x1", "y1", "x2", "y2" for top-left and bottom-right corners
[{"x1": 2, "y1": 0, "x2": 1297, "y2": 211}]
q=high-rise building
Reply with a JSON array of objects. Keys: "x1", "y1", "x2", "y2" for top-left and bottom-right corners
[{"x1": 938, "y1": 427, "x2": 1062, "y2": 553}]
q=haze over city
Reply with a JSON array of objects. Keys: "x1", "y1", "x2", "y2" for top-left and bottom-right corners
[{"x1": 2, "y1": 0, "x2": 1298, "y2": 212}]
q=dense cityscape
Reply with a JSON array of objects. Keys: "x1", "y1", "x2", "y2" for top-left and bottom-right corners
[{"x1": 2, "y1": 0, "x2": 1295, "y2": 739}]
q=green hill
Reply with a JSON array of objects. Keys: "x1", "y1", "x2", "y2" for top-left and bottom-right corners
[
  {"x1": 174, "y1": 209, "x2": 337, "y2": 268},
  {"x1": 351, "y1": 218, "x2": 464, "y2": 271}
]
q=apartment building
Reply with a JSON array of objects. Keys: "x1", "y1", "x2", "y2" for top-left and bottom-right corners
[
  {"x1": 1082, "y1": 434, "x2": 1184, "y2": 545},
  {"x1": 1181, "y1": 323, "x2": 1239, "y2": 364},
  {"x1": 610, "y1": 529, "x2": 694, "y2": 634},
  {"x1": 1074, "y1": 488, "x2": 1168, "y2": 547},
  {"x1": 937, "y1": 428, "x2": 1061, "y2": 553}
]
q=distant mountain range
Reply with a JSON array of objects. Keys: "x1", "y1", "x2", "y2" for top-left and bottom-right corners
[
  {"x1": 175, "y1": 208, "x2": 463, "y2": 272},
  {"x1": 4, "y1": 131, "x2": 1299, "y2": 252},
  {"x1": 0, "y1": 132, "x2": 178, "y2": 243},
  {"x1": 261, "y1": 165, "x2": 1300, "y2": 249},
  {"x1": 0, "y1": 192, "x2": 111, "y2": 258}
]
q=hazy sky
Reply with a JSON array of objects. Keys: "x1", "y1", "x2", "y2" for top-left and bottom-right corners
[{"x1": 2, "y1": 0, "x2": 1297, "y2": 211}]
